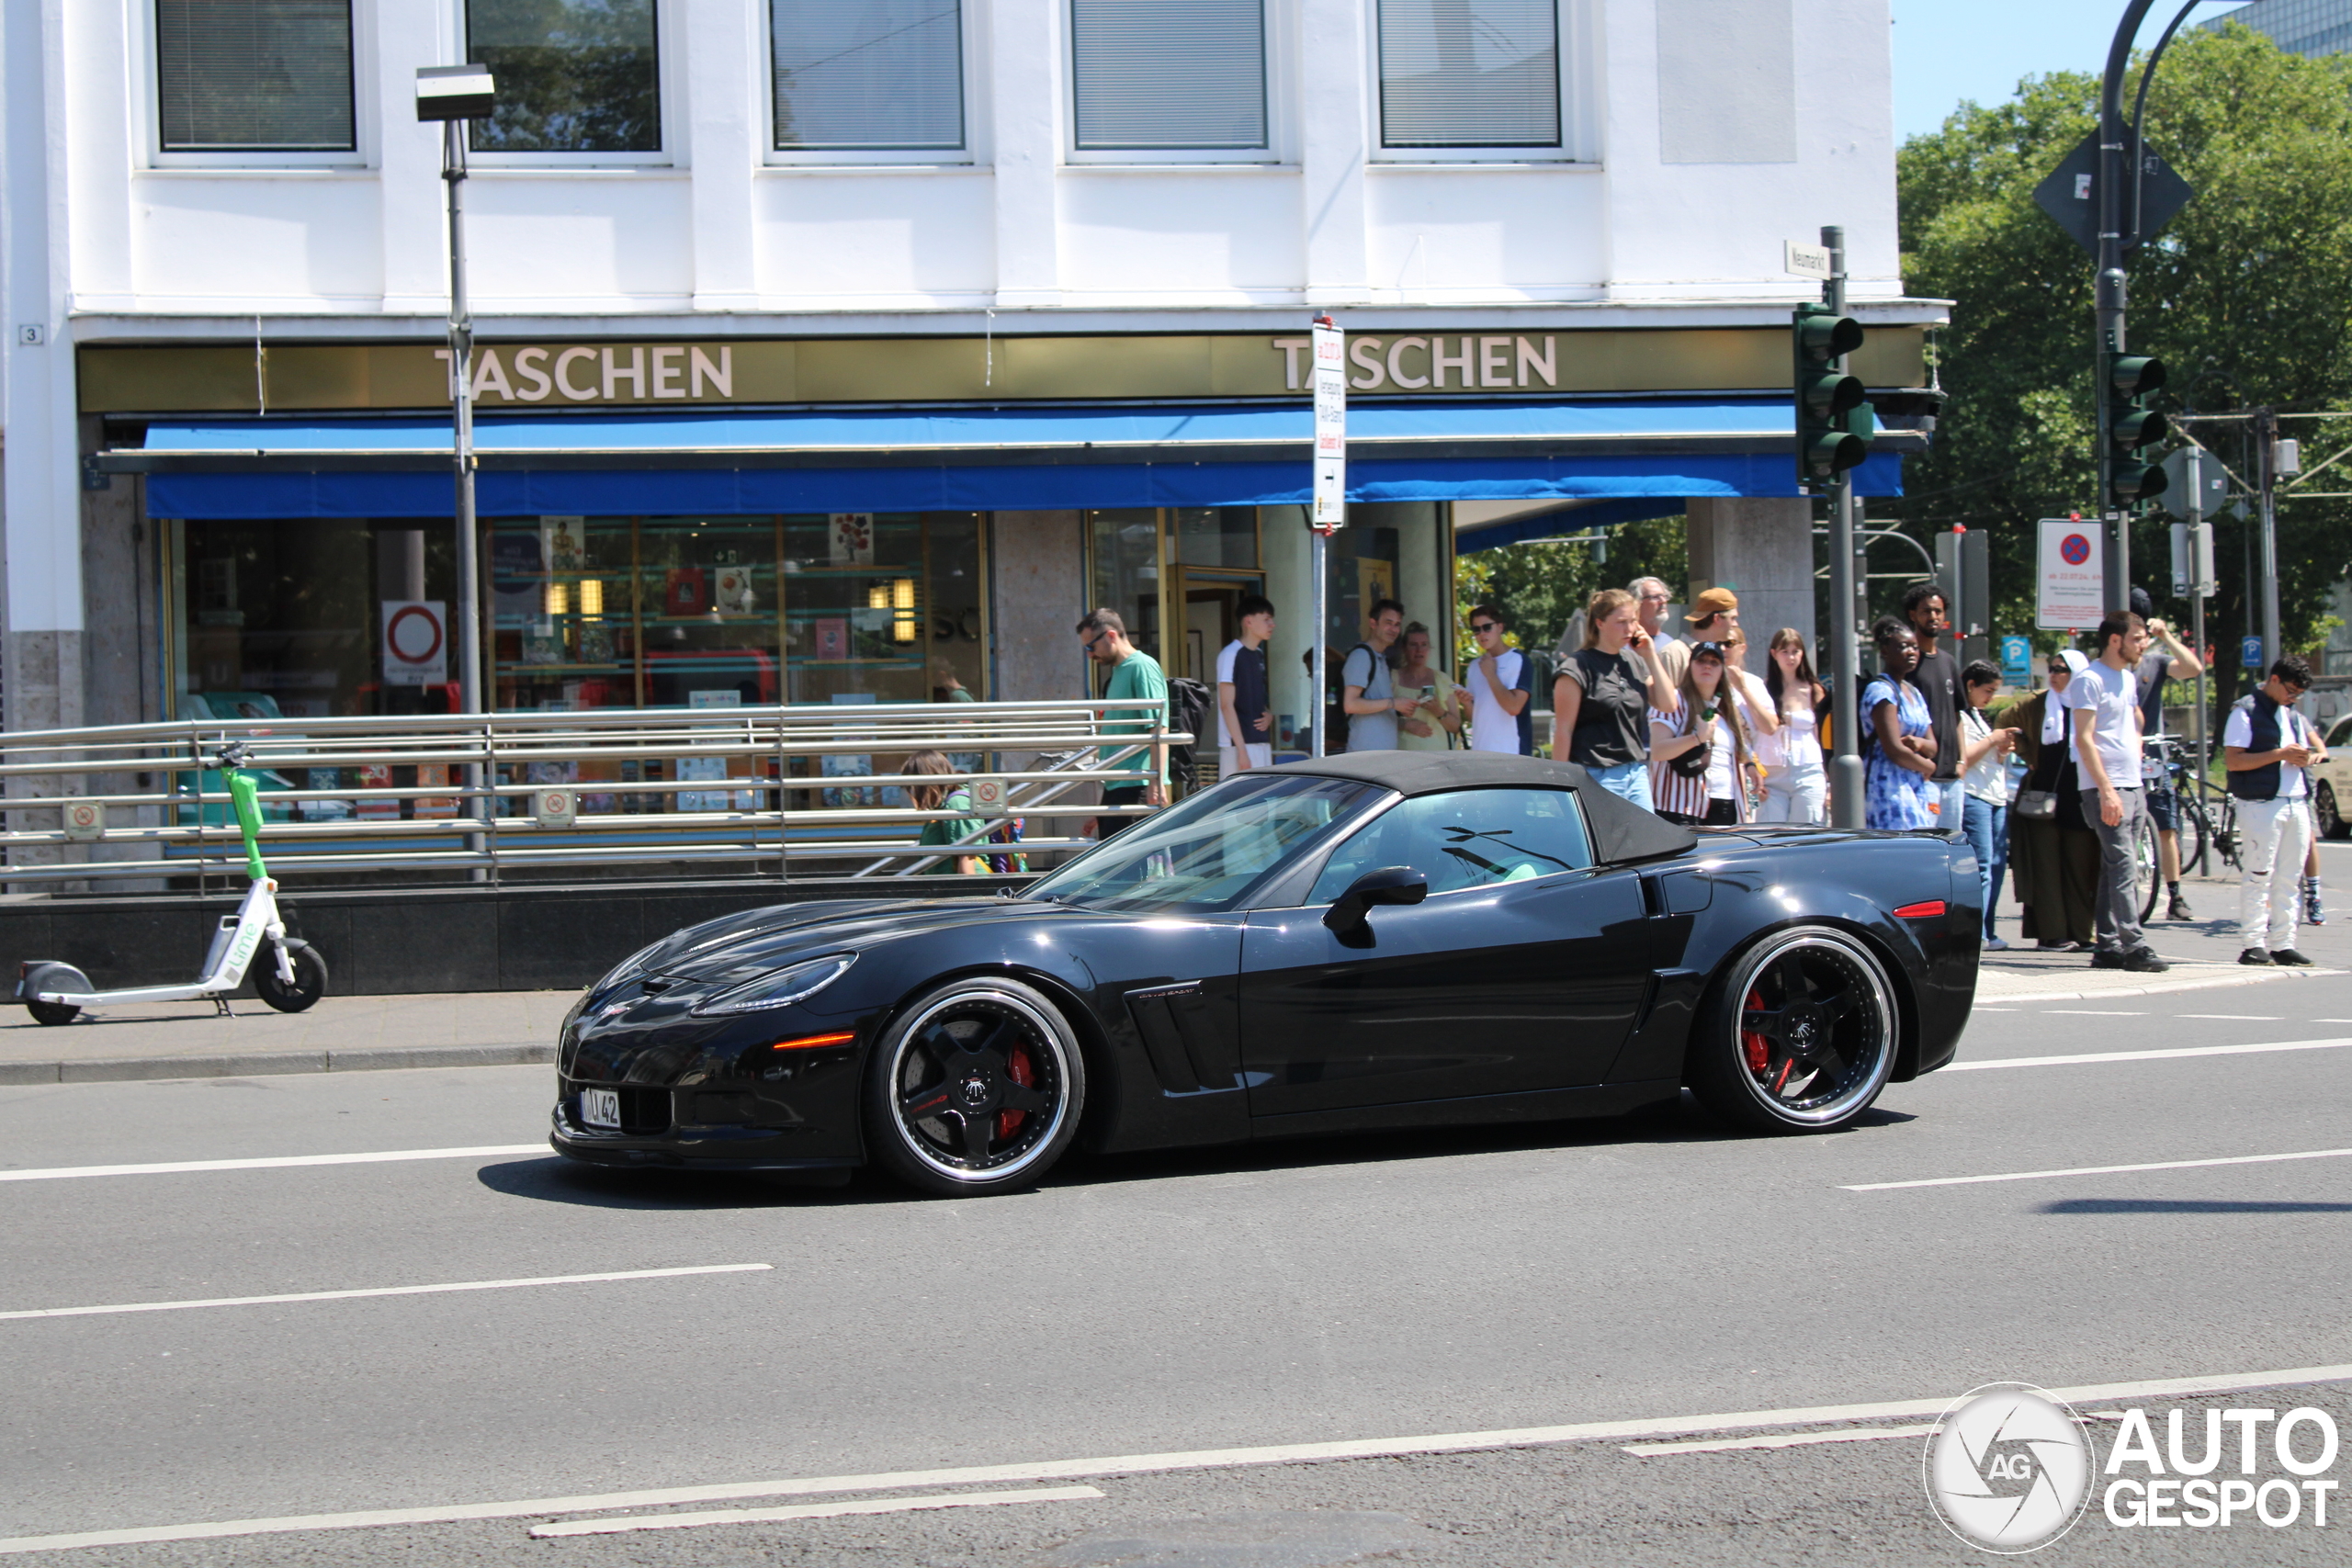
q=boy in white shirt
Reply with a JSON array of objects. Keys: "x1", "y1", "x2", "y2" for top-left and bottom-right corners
[{"x1": 1216, "y1": 594, "x2": 1276, "y2": 773}]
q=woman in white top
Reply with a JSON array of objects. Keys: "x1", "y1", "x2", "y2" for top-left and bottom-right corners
[
  {"x1": 1755, "y1": 628, "x2": 1827, "y2": 824},
  {"x1": 1957, "y1": 660, "x2": 2022, "y2": 949}
]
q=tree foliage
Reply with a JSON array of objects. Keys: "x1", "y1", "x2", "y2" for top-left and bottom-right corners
[
  {"x1": 1453, "y1": 513, "x2": 1688, "y2": 676},
  {"x1": 1894, "y1": 24, "x2": 2352, "y2": 684}
]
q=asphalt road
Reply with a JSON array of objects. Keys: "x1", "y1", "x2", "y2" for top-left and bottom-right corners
[{"x1": 8, "y1": 895, "x2": 2352, "y2": 1564}]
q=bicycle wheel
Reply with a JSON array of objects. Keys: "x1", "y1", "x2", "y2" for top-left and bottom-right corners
[
  {"x1": 2134, "y1": 812, "x2": 2164, "y2": 924},
  {"x1": 2172, "y1": 789, "x2": 2208, "y2": 880}
]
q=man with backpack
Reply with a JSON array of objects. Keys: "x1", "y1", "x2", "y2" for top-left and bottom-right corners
[
  {"x1": 1077, "y1": 607, "x2": 1167, "y2": 840},
  {"x1": 1341, "y1": 599, "x2": 1418, "y2": 752}
]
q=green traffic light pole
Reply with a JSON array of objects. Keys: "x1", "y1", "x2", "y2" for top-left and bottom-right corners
[{"x1": 2094, "y1": 1, "x2": 2160, "y2": 612}]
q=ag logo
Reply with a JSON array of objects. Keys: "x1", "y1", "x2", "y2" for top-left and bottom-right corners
[{"x1": 1924, "y1": 1383, "x2": 2093, "y2": 1552}]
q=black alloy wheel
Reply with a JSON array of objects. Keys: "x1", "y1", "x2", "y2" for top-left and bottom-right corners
[
  {"x1": 1690, "y1": 927, "x2": 1898, "y2": 1133},
  {"x1": 864, "y1": 976, "x2": 1085, "y2": 1196},
  {"x1": 254, "y1": 941, "x2": 328, "y2": 1013},
  {"x1": 2319, "y1": 783, "x2": 2346, "y2": 841}
]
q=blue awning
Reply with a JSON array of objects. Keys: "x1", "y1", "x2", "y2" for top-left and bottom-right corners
[{"x1": 119, "y1": 399, "x2": 1911, "y2": 519}]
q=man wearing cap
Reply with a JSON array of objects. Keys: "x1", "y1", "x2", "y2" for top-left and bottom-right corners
[{"x1": 1668, "y1": 587, "x2": 1739, "y2": 687}]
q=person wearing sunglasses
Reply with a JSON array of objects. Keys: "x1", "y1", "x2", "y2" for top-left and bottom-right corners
[
  {"x1": 2224, "y1": 654, "x2": 2327, "y2": 965},
  {"x1": 1459, "y1": 604, "x2": 1537, "y2": 754}
]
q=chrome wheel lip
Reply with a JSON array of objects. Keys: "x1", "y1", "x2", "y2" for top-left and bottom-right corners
[
  {"x1": 885, "y1": 986, "x2": 1071, "y2": 1184},
  {"x1": 1733, "y1": 931, "x2": 1896, "y2": 1127}
]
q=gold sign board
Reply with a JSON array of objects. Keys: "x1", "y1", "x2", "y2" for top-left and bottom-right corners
[{"x1": 79, "y1": 328, "x2": 1927, "y2": 414}]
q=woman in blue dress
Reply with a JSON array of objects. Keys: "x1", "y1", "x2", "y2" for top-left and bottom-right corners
[{"x1": 1862, "y1": 617, "x2": 1939, "y2": 830}]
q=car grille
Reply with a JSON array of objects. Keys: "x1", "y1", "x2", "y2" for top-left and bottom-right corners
[{"x1": 568, "y1": 1081, "x2": 672, "y2": 1136}]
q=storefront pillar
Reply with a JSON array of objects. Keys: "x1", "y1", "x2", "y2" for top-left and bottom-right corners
[
  {"x1": 989, "y1": 511, "x2": 1088, "y2": 701},
  {"x1": 1685, "y1": 497, "x2": 1815, "y2": 671}
]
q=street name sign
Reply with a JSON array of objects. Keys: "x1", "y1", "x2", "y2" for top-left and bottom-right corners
[{"x1": 1783, "y1": 241, "x2": 1832, "y2": 281}]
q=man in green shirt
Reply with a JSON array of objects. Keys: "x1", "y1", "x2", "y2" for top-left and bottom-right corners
[{"x1": 1077, "y1": 607, "x2": 1168, "y2": 840}]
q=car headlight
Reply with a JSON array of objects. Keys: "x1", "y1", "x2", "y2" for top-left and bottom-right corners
[{"x1": 689, "y1": 953, "x2": 856, "y2": 1016}]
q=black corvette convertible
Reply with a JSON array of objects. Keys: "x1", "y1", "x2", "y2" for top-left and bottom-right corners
[{"x1": 550, "y1": 751, "x2": 1979, "y2": 1195}]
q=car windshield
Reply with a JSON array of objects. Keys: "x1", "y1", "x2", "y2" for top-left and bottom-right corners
[{"x1": 1024, "y1": 773, "x2": 1381, "y2": 914}]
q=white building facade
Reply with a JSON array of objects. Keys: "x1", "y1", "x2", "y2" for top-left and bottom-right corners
[{"x1": 2, "y1": 0, "x2": 1940, "y2": 743}]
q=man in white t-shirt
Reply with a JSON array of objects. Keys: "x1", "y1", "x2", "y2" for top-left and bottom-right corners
[
  {"x1": 2223, "y1": 654, "x2": 2328, "y2": 965},
  {"x1": 2066, "y1": 610, "x2": 2164, "y2": 973},
  {"x1": 1460, "y1": 603, "x2": 1536, "y2": 754},
  {"x1": 1215, "y1": 593, "x2": 1276, "y2": 774}
]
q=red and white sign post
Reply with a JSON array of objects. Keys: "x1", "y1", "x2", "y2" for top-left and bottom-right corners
[{"x1": 1309, "y1": 318, "x2": 1345, "y2": 757}]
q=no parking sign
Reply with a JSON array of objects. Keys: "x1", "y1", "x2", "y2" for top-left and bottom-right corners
[{"x1": 381, "y1": 601, "x2": 447, "y2": 686}]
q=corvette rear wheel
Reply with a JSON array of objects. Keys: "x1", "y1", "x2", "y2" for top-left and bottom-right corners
[
  {"x1": 1689, "y1": 927, "x2": 1898, "y2": 1134},
  {"x1": 865, "y1": 976, "x2": 1084, "y2": 1197}
]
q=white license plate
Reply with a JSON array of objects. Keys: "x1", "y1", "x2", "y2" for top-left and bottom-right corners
[{"x1": 581, "y1": 1089, "x2": 621, "y2": 1130}]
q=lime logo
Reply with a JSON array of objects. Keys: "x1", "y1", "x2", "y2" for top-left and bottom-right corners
[{"x1": 1925, "y1": 1383, "x2": 2094, "y2": 1552}]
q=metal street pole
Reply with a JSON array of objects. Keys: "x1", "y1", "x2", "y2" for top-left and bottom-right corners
[
  {"x1": 1309, "y1": 317, "x2": 1346, "y2": 758},
  {"x1": 2256, "y1": 406, "x2": 2281, "y2": 669},
  {"x1": 2097, "y1": 0, "x2": 2159, "y2": 614},
  {"x1": 443, "y1": 119, "x2": 482, "y2": 716},
  {"x1": 1822, "y1": 226, "x2": 1865, "y2": 829}
]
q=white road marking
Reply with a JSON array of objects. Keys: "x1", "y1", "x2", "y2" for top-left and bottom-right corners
[
  {"x1": 2041, "y1": 1009, "x2": 2146, "y2": 1016},
  {"x1": 1944, "y1": 1036, "x2": 2352, "y2": 1071},
  {"x1": 0, "y1": 1265, "x2": 770, "y2": 1322},
  {"x1": 1844, "y1": 1147, "x2": 2352, "y2": 1192},
  {"x1": 1971, "y1": 1007, "x2": 2018, "y2": 1012},
  {"x1": 8, "y1": 1363, "x2": 2352, "y2": 1555},
  {"x1": 1624, "y1": 1423, "x2": 1938, "y2": 1456},
  {"x1": 2313, "y1": 1019, "x2": 2352, "y2": 1024},
  {"x1": 2177, "y1": 1014, "x2": 2281, "y2": 1021},
  {"x1": 0, "y1": 1145, "x2": 547, "y2": 1182},
  {"x1": 528, "y1": 1486, "x2": 1104, "y2": 1539}
]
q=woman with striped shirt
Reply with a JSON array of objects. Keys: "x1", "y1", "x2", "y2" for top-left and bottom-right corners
[{"x1": 1648, "y1": 641, "x2": 1755, "y2": 825}]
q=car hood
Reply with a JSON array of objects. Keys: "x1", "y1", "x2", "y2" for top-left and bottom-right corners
[{"x1": 609, "y1": 896, "x2": 1075, "y2": 994}]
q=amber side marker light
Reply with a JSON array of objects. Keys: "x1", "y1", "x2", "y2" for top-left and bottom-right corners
[
  {"x1": 770, "y1": 1031, "x2": 857, "y2": 1051},
  {"x1": 1893, "y1": 901, "x2": 1948, "y2": 919}
]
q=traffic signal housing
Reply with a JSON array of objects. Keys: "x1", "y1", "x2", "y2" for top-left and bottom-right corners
[
  {"x1": 1793, "y1": 304, "x2": 1874, "y2": 487},
  {"x1": 2107, "y1": 353, "x2": 2169, "y2": 505}
]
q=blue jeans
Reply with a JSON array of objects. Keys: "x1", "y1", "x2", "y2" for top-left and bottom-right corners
[
  {"x1": 1962, "y1": 795, "x2": 2007, "y2": 942},
  {"x1": 1589, "y1": 761, "x2": 1654, "y2": 811},
  {"x1": 1936, "y1": 776, "x2": 1967, "y2": 832}
]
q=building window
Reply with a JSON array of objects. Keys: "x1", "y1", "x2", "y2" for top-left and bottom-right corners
[
  {"x1": 1069, "y1": 0, "x2": 1267, "y2": 152},
  {"x1": 154, "y1": 0, "x2": 356, "y2": 152},
  {"x1": 465, "y1": 0, "x2": 662, "y2": 155},
  {"x1": 1376, "y1": 0, "x2": 1561, "y2": 150},
  {"x1": 772, "y1": 0, "x2": 965, "y2": 152}
]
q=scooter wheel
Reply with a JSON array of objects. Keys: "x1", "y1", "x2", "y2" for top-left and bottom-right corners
[
  {"x1": 20, "y1": 961, "x2": 88, "y2": 1026},
  {"x1": 255, "y1": 941, "x2": 328, "y2": 1014},
  {"x1": 26, "y1": 999, "x2": 78, "y2": 1026}
]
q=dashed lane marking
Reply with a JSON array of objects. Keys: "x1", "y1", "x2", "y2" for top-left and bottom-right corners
[
  {"x1": 9, "y1": 1365, "x2": 2352, "y2": 1554},
  {"x1": 1943, "y1": 1036, "x2": 2352, "y2": 1072},
  {"x1": 1624, "y1": 1424, "x2": 1939, "y2": 1456},
  {"x1": 1843, "y1": 1146, "x2": 2352, "y2": 1192},
  {"x1": 0, "y1": 1145, "x2": 548, "y2": 1182},
  {"x1": 528, "y1": 1486, "x2": 1105, "y2": 1539},
  {"x1": 0, "y1": 1265, "x2": 771, "y2": 1322}
]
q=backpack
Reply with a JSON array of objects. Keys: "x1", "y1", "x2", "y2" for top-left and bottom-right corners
[
  {"x1": 1164, "y1": 677, "x2": 1212, "y2": 790},
  {"x1": 1322, "y1": 642, "x2": 1375, "y2": 756}
]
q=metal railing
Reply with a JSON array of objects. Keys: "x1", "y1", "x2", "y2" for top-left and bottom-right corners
[{"x1": 0, "y1": 700, "x2": 1181, "y2": 891}]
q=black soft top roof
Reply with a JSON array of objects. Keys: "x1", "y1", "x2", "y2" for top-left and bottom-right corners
[{"x1": 1266, "y1": 751, "x2": 1697, "y2": 865}]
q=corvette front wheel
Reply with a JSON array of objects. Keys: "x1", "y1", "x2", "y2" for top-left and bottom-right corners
[
  {"x1": 864, "y1": 976, "x2": 1085, "y2": 1197},
  {"x1": 1688, "y1": 927, "x2": 1898, "y2": 1134}
]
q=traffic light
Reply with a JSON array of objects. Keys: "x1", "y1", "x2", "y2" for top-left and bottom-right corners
[
  {"x1": 1793, "y1": 304, "x2": 1873, "y2": 486},
  {"x1": 2106, "y1": 353, "x2": 2168, "y2": 505}
]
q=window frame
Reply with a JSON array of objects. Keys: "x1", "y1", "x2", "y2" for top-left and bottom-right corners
[
  {"x1": 1300, "y1": 784, "x2": 1598, "y2": 907},
  {"x1": 763, "y1": 0, "x2": 981, "y2": 167},
  {"x1": 1366, "y1": 0, "x2": 1594, "y2": 166},
  {"x1": 140, "y1": 0, "x2": 373, "y2": 170},
  {"x1": 1063, "y1": 0, "x2": 1292, "y2": 167},
  {"x1": 459, "y1": 0, "x2": 679, "y2": 169}
]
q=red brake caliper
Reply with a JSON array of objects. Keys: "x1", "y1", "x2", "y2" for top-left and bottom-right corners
[
  {"x1": 1741, "y1": 987, "x2": 1770, "y2": 1077},
  {"x1": 998, "y1": 1045, "x2": 1035, "y2": 1140}
]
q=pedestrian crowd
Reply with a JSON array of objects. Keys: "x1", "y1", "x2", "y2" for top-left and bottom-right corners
[{"x1": 1059, "y1": 574, "x2": 2334, "y2": 974}]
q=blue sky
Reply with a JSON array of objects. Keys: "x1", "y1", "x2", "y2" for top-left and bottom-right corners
[{"x1": 1892, "y1": 1, "x2": 2250, "y2": 142}]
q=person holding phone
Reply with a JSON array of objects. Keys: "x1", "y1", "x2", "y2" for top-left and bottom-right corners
[
  {"x1": 1958, "y1": 660, "x2": 2022, "y2": 947},
  {"x1": 1553, "y1": 588, "x2": 1674, "y2": 807},
  {"x1": 1648, "y1": 641, "x2": 1752, "y2": 825}
]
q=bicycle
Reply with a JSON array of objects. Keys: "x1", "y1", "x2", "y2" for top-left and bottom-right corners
[{"x1": 2129, "y1": 737, "x2": 2238, "y2": 922}]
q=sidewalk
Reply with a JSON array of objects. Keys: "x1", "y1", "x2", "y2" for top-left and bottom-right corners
[{"x1": 0, "y1": 990, "x2": 572, "y2": 1085}]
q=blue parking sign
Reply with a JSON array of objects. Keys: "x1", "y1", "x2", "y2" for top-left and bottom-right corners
[
  {"x1": 2000, "y1": 636, "x2": 2031, "y2": 684},
  {"x1": 2242, "y1": 635, "x2": 2266, "y2": 669}
]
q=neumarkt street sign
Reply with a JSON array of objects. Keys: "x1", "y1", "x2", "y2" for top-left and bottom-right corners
[{"x1": 2032, "y1": 134, "x2": 2194, "y2": 257}]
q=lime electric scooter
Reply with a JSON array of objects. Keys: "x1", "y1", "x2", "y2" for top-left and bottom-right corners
[{"x1": 16, "y1": 742, "x2": 329, "y2": 1025}]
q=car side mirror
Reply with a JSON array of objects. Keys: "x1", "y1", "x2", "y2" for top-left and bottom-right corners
[{"x1": 1323, "y1": 865, "x2": 1428, "y2": 945}]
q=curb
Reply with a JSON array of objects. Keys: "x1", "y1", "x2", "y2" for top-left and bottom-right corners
[
  {"x1": 1976, "y1": 966, "x2": 2346, "y2": 1006},
  {"x1": 0, "y1": 1042, "x2": 554, "y2": 1086}
]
